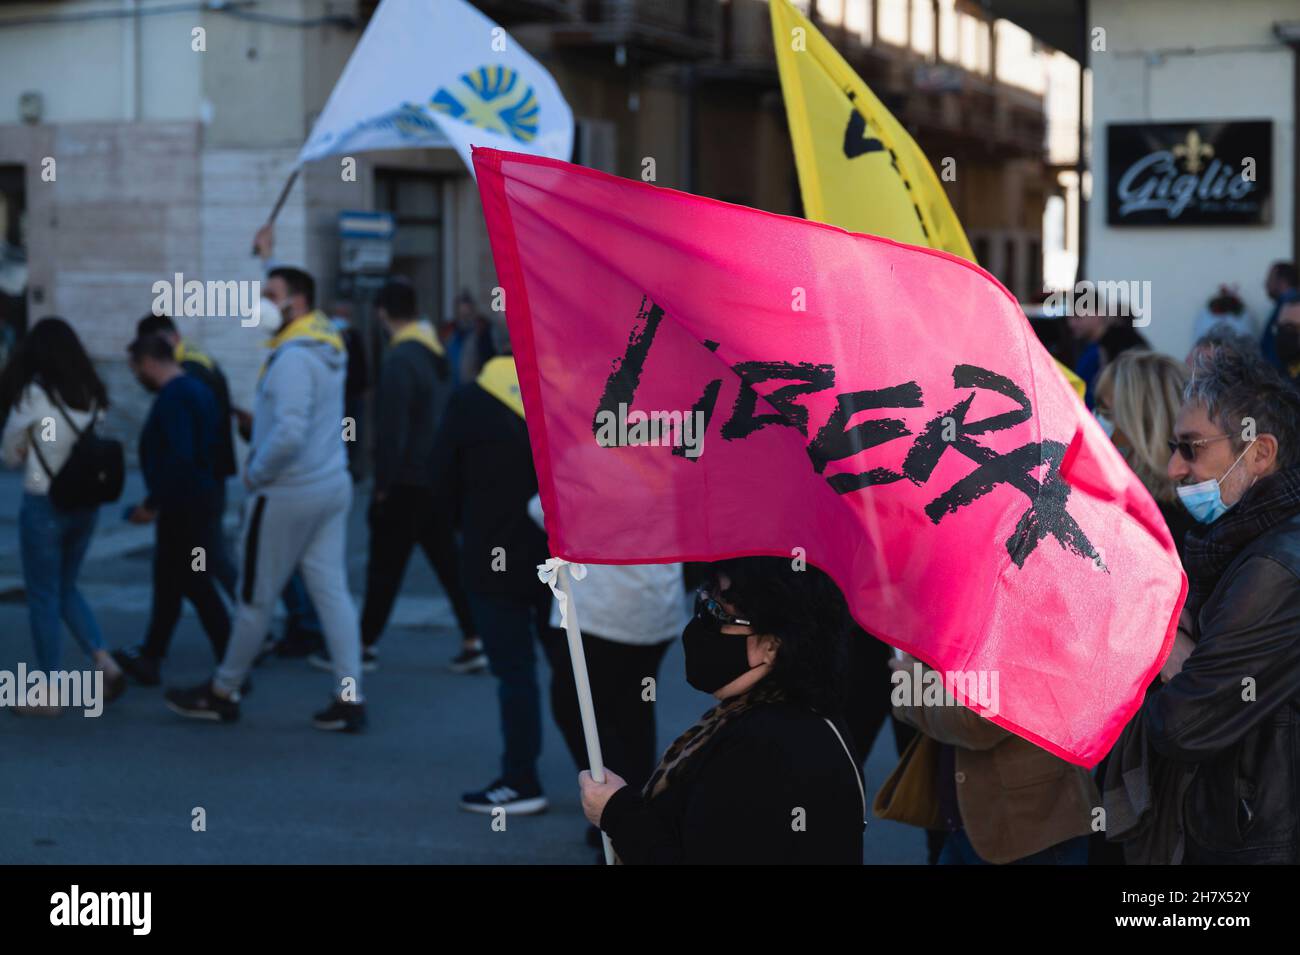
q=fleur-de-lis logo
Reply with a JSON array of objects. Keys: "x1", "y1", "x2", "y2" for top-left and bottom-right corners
[
  {"x1": 1172, "y1": 129, "x2": 1214, "y2": 173},
  {"x1": 431, "y1": 66, "x2": 539, "y2": 143}
]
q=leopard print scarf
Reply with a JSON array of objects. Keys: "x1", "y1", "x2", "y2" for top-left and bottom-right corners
[{"x1": 643, "y1": 681, "x2": 788, "y2": 801}]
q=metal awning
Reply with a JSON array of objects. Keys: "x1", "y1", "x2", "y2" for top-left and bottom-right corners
[{"x1": 980, "y1": 0, "x2": 1086, "y2": 62}]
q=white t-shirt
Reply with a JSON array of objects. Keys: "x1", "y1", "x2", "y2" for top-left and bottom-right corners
[
  {"x1": 1, "y1": 383, "x2": 101, "y2": 495},
  {"x1": 528, "y1": 494, "x2": 686, "y2": 646}
]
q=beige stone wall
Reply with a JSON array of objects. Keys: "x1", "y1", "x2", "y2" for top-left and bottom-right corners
[{"x1": 0, "y1": 121, "x2": 204, "y2": 445}]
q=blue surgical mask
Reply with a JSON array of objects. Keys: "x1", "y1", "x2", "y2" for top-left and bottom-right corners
[
  {"x1": 1176, "y1": 441, "x2": 1256, "y2": 524},
  {"x1": 1094, "y1": 410, "x2": 1115, "y2": 439}
]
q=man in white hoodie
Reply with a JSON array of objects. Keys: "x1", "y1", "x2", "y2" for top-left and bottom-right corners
[{"x1": 165, "y1": 266, "x2": 365, "y2": 731}]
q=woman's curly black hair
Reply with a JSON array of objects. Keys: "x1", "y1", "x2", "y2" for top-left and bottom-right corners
[{"x1": 709, "y1": 556, "x2": 851, "y2": 717}]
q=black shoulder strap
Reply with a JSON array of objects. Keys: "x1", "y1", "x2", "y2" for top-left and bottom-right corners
[
  {"x1": 44, "y1": 388, "x2": 90, "y2": 440},
  {"x1": 28, "y1": 390, "x2": 98, "y2": 482}
]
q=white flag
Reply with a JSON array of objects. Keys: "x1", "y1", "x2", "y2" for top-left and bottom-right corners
[{"x1": 298, "y1": 0, "x2": 573, "y2": 173}]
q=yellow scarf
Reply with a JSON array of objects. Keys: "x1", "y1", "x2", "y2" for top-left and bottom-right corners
[
  {"x1": 391, "y1": 319, "x2": 445, "y2": 357},
  {"x1": 260, "y1": 310, "x2": 344, "y2": 378},
  {"x1": 175, "y1": 339, "x2": 214, "y2": 371},
  {"x1": 1055, "y1": 360, "x2": 1086, "y2": 402},
  {"x1": 476, "y1": 355, "x2": 525, "y2": 420}
]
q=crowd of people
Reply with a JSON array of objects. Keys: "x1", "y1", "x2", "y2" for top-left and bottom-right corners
[{"x1": 1, "y1": 249, "x2": 1299, "y2": 865}]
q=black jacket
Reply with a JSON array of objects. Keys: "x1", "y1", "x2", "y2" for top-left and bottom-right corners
[
  {"x1": 1157, "y1": 498, "x2": 1197, "y2": 563},
  {"x1": 431, "y1": 380, "x2": 548, "y2": 597},
  {"x1": 600, "y1": 700, "x2": 865, "y2": 864},
  {"x1": 373, "y1": 339, "x2": 449, "y2": 494},
  {"x1": 182, "y1": 357, "x2": 236, "y2": 480},
  {"x1": 1145, "y1": 512, "x2": 1300, "y2": 864}
]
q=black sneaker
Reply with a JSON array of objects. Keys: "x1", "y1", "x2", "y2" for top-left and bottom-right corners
[
  {"x1": 459, "y1": 779, "x2": 548, "y2": 815},
  {"x1": 449, "y1": 644, "x2": 488, "y2": 675},
  {"x1": 112, "y1": 647, "x2": 161, "y2": 687},
  {"x1": 307, "y1": 647, "x2": 378, "y2": 673},
  {"x1": 312, "y1": 698, "x2": 366, "y2": 732},
  {"x1": 164, "y1": 682, "x2": 239, "y2": 723}
]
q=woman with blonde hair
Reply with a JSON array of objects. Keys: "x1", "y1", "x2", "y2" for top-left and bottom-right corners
[{"x1": 1093, "y1": 350, "x2": 1195, "y2": 557}]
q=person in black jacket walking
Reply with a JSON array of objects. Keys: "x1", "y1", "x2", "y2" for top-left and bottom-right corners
[
  {"x1": 1143, "y1": 345, "x2": 1300, "y2": 864},
  {"x1": 580, "y1": 557, "x2": 866, "y2": 864},
  {"x1": 312, "y1": 279, "x2": 479, "y2": 674},
  {"x1": 115, "y1": 334, "x2": 230, "y2": 681},
  {"x1": 133, "y1": 314, "x2": 239, "y2": 595},
  {"x1": 433, "y1": 347, "x2": 558, "y2": 815}
]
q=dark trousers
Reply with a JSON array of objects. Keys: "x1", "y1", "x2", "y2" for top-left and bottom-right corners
[
  {"x1": 467, "y1": 587, "x2": 559, "y2": 788},
  {"x1": 540, "y1": 630, "x2": 671, "y2": 794},
  {"x1": 361, "y1": 486, "x2": 475, "y2": 646},
  {"x1": 940, "y1": 829, "x2": 1089, "y2": 865},
  {"x1": 141, "y1": 506, "x2": 230, "y2": 662}
]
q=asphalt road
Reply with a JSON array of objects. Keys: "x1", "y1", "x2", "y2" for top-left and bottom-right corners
[{"x1": 0, "y1": 472, "x2": 924, "y2": 864}]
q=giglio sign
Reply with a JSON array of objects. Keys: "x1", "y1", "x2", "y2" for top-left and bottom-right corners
[{"x1": 1107, "y1": 120, "x2": 1272, "y2": 226}]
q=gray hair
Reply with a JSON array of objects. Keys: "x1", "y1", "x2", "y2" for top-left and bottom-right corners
[
  {"x1": 1191, "y1": 322, "x2": 1259, "y2": 359},
  {"x1": 1184, "y1": 345, "x2": 1300, "y2": 469}
]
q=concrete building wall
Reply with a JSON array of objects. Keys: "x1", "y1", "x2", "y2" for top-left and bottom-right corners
[
  {"x1": 0, "y1": 120, "x2": 202, "y2": 443},
  {"x1": 1088, "y1": 0, "x2": 1297, "y2": 357},
  {"x1": 2, "y1": 0, "x2": 1063, "y2": 429},
  {"x1": 0, "y1": 0, "x2": 202, "y2": 125}
]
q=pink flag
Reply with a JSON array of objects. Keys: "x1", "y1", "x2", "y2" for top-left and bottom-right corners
[{"x1": 474, "y1": 146, "x2": 1186, "y2": 767}]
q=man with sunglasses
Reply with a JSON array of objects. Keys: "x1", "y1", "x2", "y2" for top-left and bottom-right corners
[{"x1": 1137, "y1": 345, "x2": 1300, "y2": 863}]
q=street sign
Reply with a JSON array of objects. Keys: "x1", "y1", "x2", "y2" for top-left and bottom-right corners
[{"x1": 339, "y1": 210, "x2": 396, "y2": 273}]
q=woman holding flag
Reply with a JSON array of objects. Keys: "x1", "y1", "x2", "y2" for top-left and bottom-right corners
[{"x1": 579, "y1": 558, "x2": 866, "y2": 864}]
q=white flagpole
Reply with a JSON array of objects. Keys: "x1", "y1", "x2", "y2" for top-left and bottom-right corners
[{"x1": 554, "y1": 562, "x2": 615, "y2": 866}]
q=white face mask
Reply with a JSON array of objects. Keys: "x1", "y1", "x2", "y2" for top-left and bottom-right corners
[
  {"x1": 1176, "y1": 440, "x2": 1256, "y2": 524},
  {"x1": 1094, "y1": 409, "x2": 1116, "y2": 440},
  {"x1": 256, "y1": 297, "x2": 281, "y2": 336}
]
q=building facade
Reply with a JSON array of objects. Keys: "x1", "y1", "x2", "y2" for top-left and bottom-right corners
[
  {"x1": 1085, "y1": 0, "x2": 1298, "y2": 358},
  {"x1": 0, "y1": 0, "x2": 1069, "y2": 440}
]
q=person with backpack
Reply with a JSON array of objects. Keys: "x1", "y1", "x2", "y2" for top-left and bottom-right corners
[
  {"x1": 0, "y1": 317, "x2": 126, "y2": 712},
  {"x1": 111, "y1": 334, "x2": 230, "y2": 684}
]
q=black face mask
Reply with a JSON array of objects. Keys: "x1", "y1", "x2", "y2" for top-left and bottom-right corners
[{"x1": 682, "y1": 617, "x2": 763, "y2": 694}]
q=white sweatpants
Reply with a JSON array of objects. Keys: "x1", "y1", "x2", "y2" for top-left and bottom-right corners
[{"x1": 214, "y1": 472, "x2": 362, "y2": 700}]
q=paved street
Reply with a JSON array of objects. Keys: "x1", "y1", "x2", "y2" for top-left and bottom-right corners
[{"x1": 0, "y1": 472, "x2": 923, "y2": 864}]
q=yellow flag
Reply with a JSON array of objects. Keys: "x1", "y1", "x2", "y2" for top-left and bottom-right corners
[{"x1": 770, "y1": 0, "x2": 974, "y2": 261}]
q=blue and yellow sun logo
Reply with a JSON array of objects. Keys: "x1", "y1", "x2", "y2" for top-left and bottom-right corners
[{"x1": 430, "y1": 66, "x2": 540, "y2": 143}]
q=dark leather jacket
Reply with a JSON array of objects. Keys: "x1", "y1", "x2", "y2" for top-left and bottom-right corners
[{"x1": 1145, "y1": 512, "x2": 1300, "y2": 864}]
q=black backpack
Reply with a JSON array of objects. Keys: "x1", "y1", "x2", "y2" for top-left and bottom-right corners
[{"x1": 30, "y1": 392, "x2": 125, "y2": 511}]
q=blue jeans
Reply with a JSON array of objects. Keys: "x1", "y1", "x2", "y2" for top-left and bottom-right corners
[
  {"x1": 468, "y1": 589, "x2": 555, "y2": 789},
  {"x1": 19, "y1": 492, "x2": 104, "y2": 671},
  {"x1": 940, "y1": 828, "x2": 1089, "y2": 866}
]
